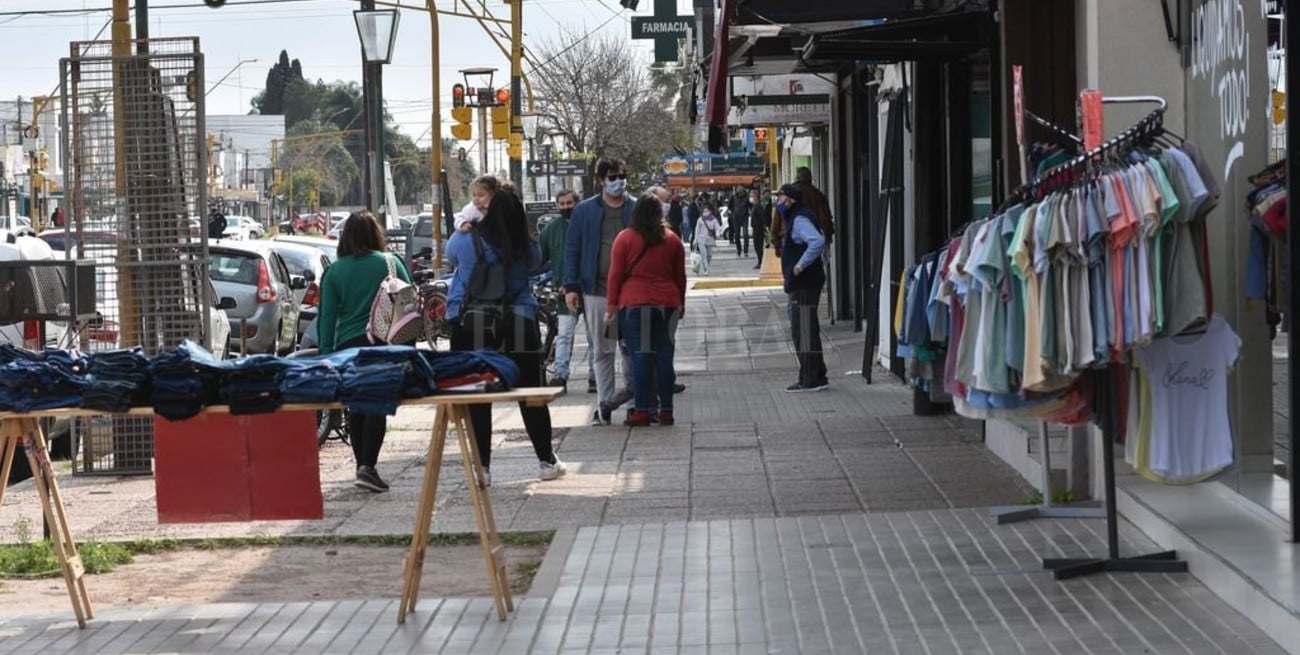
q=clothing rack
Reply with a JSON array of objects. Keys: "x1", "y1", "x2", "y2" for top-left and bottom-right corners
[
  {"x1": 990, "y1": 101, "x2": 1103, "y2": 527},
  {"x1": 1019, "y1": 95, "x2": 1187, "y2": 580}
]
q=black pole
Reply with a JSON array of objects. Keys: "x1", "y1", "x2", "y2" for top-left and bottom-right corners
[
  {"x1": 1286, "y1": 0, "x2": 1299, "y2": 543},
  {"x1": 360, "y1": 0, "x2": 376, "y2": 212},
  {"x1": 135, "y1": 0, "x2": 148, "y2": 53}
]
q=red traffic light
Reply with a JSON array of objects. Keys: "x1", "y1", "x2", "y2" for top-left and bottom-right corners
[
  {"x1": 452, "y1": 83, "x2": 466, "y2": 108},
  {"x1": 495, "y1": 88, "x2": 510, "y2": 106}
]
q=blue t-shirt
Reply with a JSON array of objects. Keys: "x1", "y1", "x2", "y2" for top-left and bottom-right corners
[{"x1": 444, "y1": 231, "x2": 540, "y2": 322}]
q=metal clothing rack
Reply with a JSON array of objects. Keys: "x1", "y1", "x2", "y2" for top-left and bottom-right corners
[{"x1": 999, "y1": 95, "x2": 1188, "y2": 580}]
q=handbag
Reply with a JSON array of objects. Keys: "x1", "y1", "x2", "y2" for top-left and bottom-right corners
[
  {"x1": 366, "y1": 254, "x2": 423, "y2": 345},
  {"x1": 690, "y1": 250, "x2": 702, "y2": 273}
]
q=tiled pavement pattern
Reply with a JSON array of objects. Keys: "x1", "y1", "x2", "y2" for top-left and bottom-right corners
[
  {"x1": 0, "y1": 251, "x2": 1287, "y2": 653},
  {"x1": 0, "y1": 510, "x2": 1284, "y2": 654}
]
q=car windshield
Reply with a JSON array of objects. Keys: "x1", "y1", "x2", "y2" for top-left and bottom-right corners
[
  {"x1": 414, "y1": 217, "x2": 434, "y2": 237},
  {"x1": 210, "y1": 252, "x2": 261, "y2": 284},
  {"x1": 273, "y1": 247, "x2": 316, "y2": 276}
]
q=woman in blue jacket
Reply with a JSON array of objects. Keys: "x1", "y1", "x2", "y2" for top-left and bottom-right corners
[{"x1": 444, "y1": 190, "x2": 566, "y2": 486}]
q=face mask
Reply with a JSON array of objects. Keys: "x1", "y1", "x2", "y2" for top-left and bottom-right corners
[
  {"x1": 604, "y1": 178, "x2": 626, "y2": 196},
  {"x1": 776, "y1": 203, "x2": 790, "y2": 218},
  {"x1": 661, "y1": 202, "x2": 671, "y2": 216},
  {"x1": 560, "y1": 208, "x2": 573, "y2": 219}
]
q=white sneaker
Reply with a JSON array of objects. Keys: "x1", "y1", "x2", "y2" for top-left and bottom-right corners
[{"x1": 539, "y1": 458, "x2": 567, "y2": 481}]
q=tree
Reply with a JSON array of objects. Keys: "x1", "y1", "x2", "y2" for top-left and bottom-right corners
[
  {"x1": 250, "y1": 50, "x2": 304, "y2": 116},
  {"x1": 279, "y1": 119, "x2": 359, "y2": 207},
  {"x1": 531, "y1": 30, "x2": 684, "y2": 194}
]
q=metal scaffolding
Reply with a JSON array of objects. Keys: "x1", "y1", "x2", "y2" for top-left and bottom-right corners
[{"x1": 60, "y1": 38, "x2": 210, "y2": 475}]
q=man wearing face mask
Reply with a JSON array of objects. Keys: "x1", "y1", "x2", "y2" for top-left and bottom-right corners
[
  {"x1": 564, "y1": 158, "x2": 638, "y2": 425},
  {"x1": 777, "y1": 182, "x2": 829, "y2": 392},
  {"x1": 540, "y1": 189, "x2": 597, "y2": 391}
]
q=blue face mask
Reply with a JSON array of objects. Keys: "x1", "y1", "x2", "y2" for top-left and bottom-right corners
[
  {"x1": 776, "y1": 202, "x2": 790, "y2": 217},
  {"x1": 604, "y1": 178, "x2": 626, "y2": 196}
]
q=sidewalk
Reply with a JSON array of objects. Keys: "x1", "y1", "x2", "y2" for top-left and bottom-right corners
[{"x1": 0, "y1": 249, "x2": 1288, "y2": 653}]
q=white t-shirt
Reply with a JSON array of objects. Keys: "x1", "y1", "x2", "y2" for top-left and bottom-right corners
[
  {"x1": 453, "y1": 202, "x2": 483, "y2": 230},
  {"x1": 1133, "y1": 314, "x2": 1240, "y2": 481}
]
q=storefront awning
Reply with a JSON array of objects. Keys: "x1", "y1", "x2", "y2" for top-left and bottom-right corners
[{"x1": 665, "y1": 173, "x2": 763, "y2": 189}]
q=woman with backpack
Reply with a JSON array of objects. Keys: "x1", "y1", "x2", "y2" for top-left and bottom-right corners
[
  {"x1": 444, "y1": 190, "x2": 567, "y2": 486},
  {"x1": 317, "y1": 210, "x2": 413, "y2": 492},
  {"x1": 606, "y1": 193, "x2": 687, "y2": 426}
]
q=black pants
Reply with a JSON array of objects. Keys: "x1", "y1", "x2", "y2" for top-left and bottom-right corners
[
  {"x1": 790, "y1": 286, "x2": 828, "y2": 385},
  {"x1": 752, "y1": 229, "x2": 764, "y2": 264},
  {"x1": 734, "y1": 224, "x2": 750, "y2": 255},
  {"x1": 340, "y1": 336, "x2": 386, "y2": 468},
  {"x1": 450, "y1": 312, "x2": 555, "y2": 469}
]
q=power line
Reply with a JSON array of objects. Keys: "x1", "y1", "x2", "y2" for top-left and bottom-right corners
[{"x1": 0, "y1": 0, "x2": 318, "y2": 18}]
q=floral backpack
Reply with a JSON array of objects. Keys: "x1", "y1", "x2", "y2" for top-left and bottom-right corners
[{"x1": 366, "y1": 254, "x2": 423, "y2": 345}]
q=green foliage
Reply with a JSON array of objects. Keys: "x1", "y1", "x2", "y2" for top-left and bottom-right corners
[
  {"x1": 1022, "y1": 488, "x2": 1082, "y2": 505},
  {"x1": 0, "y1": 519, "x2": 134, "y2": 578}
]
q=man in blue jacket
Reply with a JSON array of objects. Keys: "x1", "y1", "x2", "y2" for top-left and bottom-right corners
[
  {"x1": 563, "y1": 158, "x2": 636, "y2": 425},
  {"x1": 776, "y1": 182, "x2": 829, "y2": 393}
]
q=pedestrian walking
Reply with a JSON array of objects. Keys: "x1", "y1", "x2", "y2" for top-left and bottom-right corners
[
  {"x1": 750, "y1": 189, "x2": 769, "y2": 269},
  {"x1": 692, "y1": 203, "x2": 720, "y2": 275},
  {"x1": 667, "y1": 195, "x2": 684, "y2": 237},
  {"x1": 538, "y1": 188, "x2": 595, "y2": 390},
  {"x1": 775, "y1": 183, "x2": 829, "y2": 393},
  {"x1": 317, "y1": 210, "x2": 414, "y2": 491},
  {"x1": 729, "y1": 187, "x2": 751, "y2": 257},
  {"x1": 563, "y1": 158, "x2": 638, "y2": 426},
  {"x1": 445, "y1": 190, "x2": 566, "y2": 486},
  {"x1": 606, "y1": 193, "x2": 686, "y2": 426}
]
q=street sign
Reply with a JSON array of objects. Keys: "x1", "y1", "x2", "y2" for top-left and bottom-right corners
[
  {"x1": 526, "y1": 160, "x2": 554, "y2": 176},
  {"x1": 553, "y1": 159, "x2": 588, "y2": 176},
  {"x1": 630, "y1": 0, "x2": 691, "y2": 62}
]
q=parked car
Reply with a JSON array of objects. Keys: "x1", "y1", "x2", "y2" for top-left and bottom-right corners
[
  {"x1": 408, "y1": 212, "x2": 441, "y2": 265},
  {"x1": 272, "y1": 234, "x2": 338, "y2": 262},
  {"x1": 221, "y1": 215, "x2": 265, "y2": 241},
  {"x1": 266, "y1": 241, "x2": 330, "y2": 344},
  {"x1": 326, "y1": 215, "x2": 349, "y2": 240},
  {"x1": 0, "y1": 215, "x2": 36, "y2": 237},
  {"x1": 208, "y1": 241, "x2": 302, "y2": 355}
]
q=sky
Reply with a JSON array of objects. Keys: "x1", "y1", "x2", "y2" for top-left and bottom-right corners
[{"x1": 0, "y1": 0, "x2": 695, "y2": 151}]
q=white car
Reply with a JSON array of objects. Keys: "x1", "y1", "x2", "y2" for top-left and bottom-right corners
[
  {"x1": 221, "y1": 215, "x2": 265, "y2": 241},
  {"x1": 0, "y1": 215, "x2": 36, "y2": 237}
]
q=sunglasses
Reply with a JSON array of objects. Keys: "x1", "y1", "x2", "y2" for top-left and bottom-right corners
[{"x1": 605, "y1": 174, "x2": 628, "y2": 181}]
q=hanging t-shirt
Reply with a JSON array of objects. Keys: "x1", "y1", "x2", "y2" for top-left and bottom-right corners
[
  {"x1": 1162, "y1": 149, "x2": 1210, "y2": 335},
  {"x1": 1133, "y1": 314, "x2": 1240, "y2": 482}
]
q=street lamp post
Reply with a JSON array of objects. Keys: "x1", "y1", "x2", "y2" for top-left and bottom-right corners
[
  {"x1": 459, "y1": 67, "x2": 497, "y2": 176},
  {"x1": 354, "y1": 5, "x2": 400, "y2": 218},
  {"x1": 520, "y1": 112, "x2": 538, "y2": 199}
]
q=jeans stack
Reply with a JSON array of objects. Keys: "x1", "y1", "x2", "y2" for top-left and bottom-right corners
[
  {"x1": 209, "y1": 354, "x2": 296, "y2": 415},
  {"x1": 82, "y1": 348, "x2": 152, "y2": 413},
  {"x1": 419, "y1": 350, "x2": 520, "y2": 389},
  {"x1": 339, "y1": 361, "x2": 410, "y2": 415},
  {"x1": 281, "y1": 359, "x2": 342, "y2": 404},
  {"x1": 0, "y1": 350, "x2": 87, "y2": 413},
  {"x1": 148, "y1": 343, "x2": 222, "y2": 421}
]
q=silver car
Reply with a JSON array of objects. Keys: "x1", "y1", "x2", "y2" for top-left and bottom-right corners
[
  {"x1": 209, "y1": 242, "x2": 302, "y2": 355},
  {"x1": 266, "y1": 241, "x2": 331, "y2": 344}
]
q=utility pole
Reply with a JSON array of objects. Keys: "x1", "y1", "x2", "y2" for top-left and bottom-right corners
[
  {"x1": 426, "y1": 0, "x2": 444, "y2": 270},
  {"x1": 508, "y1": 0, "x2": 522, "y2": 184},
  {"x1": 479, "y1": 105, "x2": 489, "y2": 175}
]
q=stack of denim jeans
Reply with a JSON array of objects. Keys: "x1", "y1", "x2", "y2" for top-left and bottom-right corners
[
  {"x1": 208, "y1": 354, "x2": 295, "y2": 415},
  {"x1": 339, "y1": 360, "x2": 409, "y2": 415},
  {"x1": 419, "y1": 350, "x2": 520, "y2": 389},
  {"x1": 0, "y1": 350, "x2": 87, "y2": 413},
  {"x1": 149, "y1": 341, "x2": 223, "y2": 420},
  {"x1": 281, "y1": 359, "x2": 342, "y2": 404},
  {"x1": 82, "y1": 347, "x2": 152, "y2": 413},
  {"x1": 353, "y1": 346, "x2": 439, "y2": 398}
]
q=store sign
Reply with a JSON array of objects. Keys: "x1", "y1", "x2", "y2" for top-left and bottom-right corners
[
  {"x1": 553, "y1": 159, "x2": 588, "y2": 176},
  {"x1": 729, "y1": 74, "x2": 833, "y2": 125},
  {"x1": 631, "y1": 0, "x2": 691, "y2": 62},
  {"x1": 730, "y1": 103, "x2": 830, "y2": 126}
]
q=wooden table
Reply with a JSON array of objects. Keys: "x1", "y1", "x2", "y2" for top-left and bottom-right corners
[{"x1": 0, "y1": 386, "x2": 565, "y2": 628}]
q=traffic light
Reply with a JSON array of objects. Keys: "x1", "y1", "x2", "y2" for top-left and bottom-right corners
[
  {"x1": 495, "y1": 88, "x2": 510, "y2": 107},
  {"x1": 452, "y1": 83, "x2": 466, "y2": 108},
  {"x1": 451, "y1": 105, "x2": 473, "y2": 141},
  {"x1": 491, "y1": 105, "x2": 510, "y2": 140},
  {"x1": 506, "y1": 144, "x2": 522, "y2": 160},
  {"x1": 754, "y1": 127, "x2": 768, "y2": 140}
]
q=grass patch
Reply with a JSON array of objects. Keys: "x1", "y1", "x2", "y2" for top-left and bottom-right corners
[
  {"x1": 1022, "y1": 489, "x2": 1082, "y2": 505},
  {"x1": 0, "y1": 522, "x2": 554, "y2": 579},
  {"x1": 512, "y1": 560, "x2": 542, "y2": 593}
]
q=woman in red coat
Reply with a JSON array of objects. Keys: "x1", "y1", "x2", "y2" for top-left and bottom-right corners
[{"x1": 605, "y1": 193, "x2": 687, "y2": 426}]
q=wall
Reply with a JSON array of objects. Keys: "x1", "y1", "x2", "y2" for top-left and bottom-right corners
[
  {"x1": 1183, "y1": 0, "x2": 1272, "y2": 471},
  {"x1": 1075, "y1": 0, "x2": 1188, "y2": 137}
]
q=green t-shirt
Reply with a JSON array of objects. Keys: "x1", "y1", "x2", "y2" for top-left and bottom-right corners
[{"x1": 317, "y1": 251, "x2": 413, "y2": 353}]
